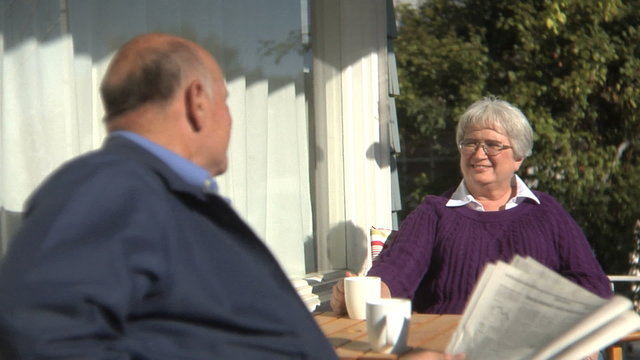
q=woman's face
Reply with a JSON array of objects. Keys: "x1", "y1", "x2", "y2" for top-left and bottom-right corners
[{"x1": 459, "y1": 127, "x2": 523, "y2": 193}]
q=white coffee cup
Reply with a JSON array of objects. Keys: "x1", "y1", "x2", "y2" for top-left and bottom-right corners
[
  {"x1": 366, "y1": 298, "x2": 412, "y2": 354},
  {"x1": 343, "y1": 276, "x2": 381, "y2": 320}
]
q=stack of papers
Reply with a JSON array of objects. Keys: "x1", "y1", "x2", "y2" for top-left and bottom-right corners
[{"x1": 446, "y1": 256, "x2": 640, "y2": 360}]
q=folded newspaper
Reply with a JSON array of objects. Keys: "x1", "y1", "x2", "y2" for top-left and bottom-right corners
[{"x1": 446, "y1": 256, "x2": 640, "y2": 360}]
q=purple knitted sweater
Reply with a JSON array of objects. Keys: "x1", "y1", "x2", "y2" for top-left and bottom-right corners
[{"x1": 367, "y1": 189, "x2": 612, "y2": 314}]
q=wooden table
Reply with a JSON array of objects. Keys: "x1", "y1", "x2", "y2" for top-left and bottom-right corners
[
  {"x1": 314, "y1": 312, "x2": 460, "y2": 359},
  {"x1": 605, "y1": 331, "x2": 640, "y2": 360}
]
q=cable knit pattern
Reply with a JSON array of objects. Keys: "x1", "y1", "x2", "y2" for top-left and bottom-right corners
[{"x1": 367, "y1": 189, "x2": 613, "y2": 314}]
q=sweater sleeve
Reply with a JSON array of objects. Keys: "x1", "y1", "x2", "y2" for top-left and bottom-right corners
[
  {"x1": 367, "y1": 196, "x2": 441, "y2": 299},
  {"x1": 541, "y1": 193, "x2": 613, "y2": 298}
]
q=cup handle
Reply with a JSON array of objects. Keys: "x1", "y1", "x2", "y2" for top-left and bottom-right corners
[
  {"x1": 384, "y1": 316, "x2": 402, "y2": 346},
  {"x1": 380, "y1": 316, "x2": 395, "y2": 353},
  {"x1": 382, "y1": 316, "x2": 389, "y2": 345},
  {"x1": 385, "y1": 314, "x2": 408, "y2": 353}
]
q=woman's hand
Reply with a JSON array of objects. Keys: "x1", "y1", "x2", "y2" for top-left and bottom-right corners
[
  {"x1": 330, "y1": 271, "x2": 356, "y2": 314},
  {"x1": 330, "y1": 272, "x2": 393, "y2": 314}
]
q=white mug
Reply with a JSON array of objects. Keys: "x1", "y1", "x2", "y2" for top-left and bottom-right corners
[
  {"x1": 366, "y1": 298, "x2": 412, "y2": 354},
  {"x1": 343, "y1": 276, "x2": 381, "y2": 320}
]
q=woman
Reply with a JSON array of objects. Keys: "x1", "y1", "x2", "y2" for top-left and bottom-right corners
[{"x1": 331, "y1": 97, "x2": 612, "y2": 315}]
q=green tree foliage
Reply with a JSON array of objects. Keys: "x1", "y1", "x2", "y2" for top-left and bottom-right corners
[{"x1": 395, "y1": 0, "x2": 640, "y2": 274}]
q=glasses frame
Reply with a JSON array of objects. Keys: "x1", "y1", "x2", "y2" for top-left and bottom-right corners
[{"x1": 458, "y1": 140, "x2": 513, "y2": 157}]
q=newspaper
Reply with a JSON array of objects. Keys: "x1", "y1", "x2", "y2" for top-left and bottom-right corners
[{"x1": 446, "y1": 256, "x2": 640, "y2": 360}]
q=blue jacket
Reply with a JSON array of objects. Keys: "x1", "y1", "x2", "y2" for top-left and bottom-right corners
[{"x1": 0, "y1": 136, "x2": 337, "y2": 359}]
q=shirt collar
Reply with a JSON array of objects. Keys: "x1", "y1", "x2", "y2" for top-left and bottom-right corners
[
  {"x1": 109, "y1": 131, "x2": 219, "y2": 194},
  {"x1": 446, "y1": 175, "x2": 540, "y2": 211}
]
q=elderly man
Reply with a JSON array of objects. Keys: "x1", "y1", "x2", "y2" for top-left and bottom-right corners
[{"x1": 0, "y1": 33, "x2": 456, "y2": 360}]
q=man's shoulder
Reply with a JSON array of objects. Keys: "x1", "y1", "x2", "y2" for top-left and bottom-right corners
[
  {"x1": 25, "y1": 143, "x2": 170, "y2": 209},
  {"x1": 49, "y1": 147, "x2": 156, "y2": 187}
]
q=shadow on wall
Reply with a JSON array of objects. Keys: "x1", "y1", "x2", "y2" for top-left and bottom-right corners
[{"x1": 326, "y1": 221, "x2": 369, "y2": 275}]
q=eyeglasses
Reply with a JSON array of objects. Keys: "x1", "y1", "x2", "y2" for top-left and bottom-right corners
[{"x1": 458, "y1": 139, "x2": 512, "y2": 156}]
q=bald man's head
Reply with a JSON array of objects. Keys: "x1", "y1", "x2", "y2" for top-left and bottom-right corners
[{"x1": 100, "y1": 33, "x2": 213, "y2": 121}]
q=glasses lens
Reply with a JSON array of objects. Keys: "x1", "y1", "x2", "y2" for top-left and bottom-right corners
[
  {"x1": 459, "y1": 140, "x2": 507, "y2": 156},
  {"x1": 459, "y1": 140, "x2": 478, "y2": 154},
  {"x1": 484, "y1": 141, "x2": 504, "y2": 156}
]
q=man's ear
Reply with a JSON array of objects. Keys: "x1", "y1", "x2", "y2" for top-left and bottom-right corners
[{"x1": 184, "y1": 79, "x2": 207, "y2": 132}]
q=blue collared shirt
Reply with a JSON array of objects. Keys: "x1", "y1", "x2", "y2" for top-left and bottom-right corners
[
  {"x1": 109, "y1": 131, "x2": 219, "y2": 194},
  {"x1": 446, "y1": 175, "x2": 540, "y2": 211}
]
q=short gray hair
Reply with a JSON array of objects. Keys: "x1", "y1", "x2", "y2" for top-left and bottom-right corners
[{"x1": 455, "y1": 97, "x2": 534, "y2": 159}]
